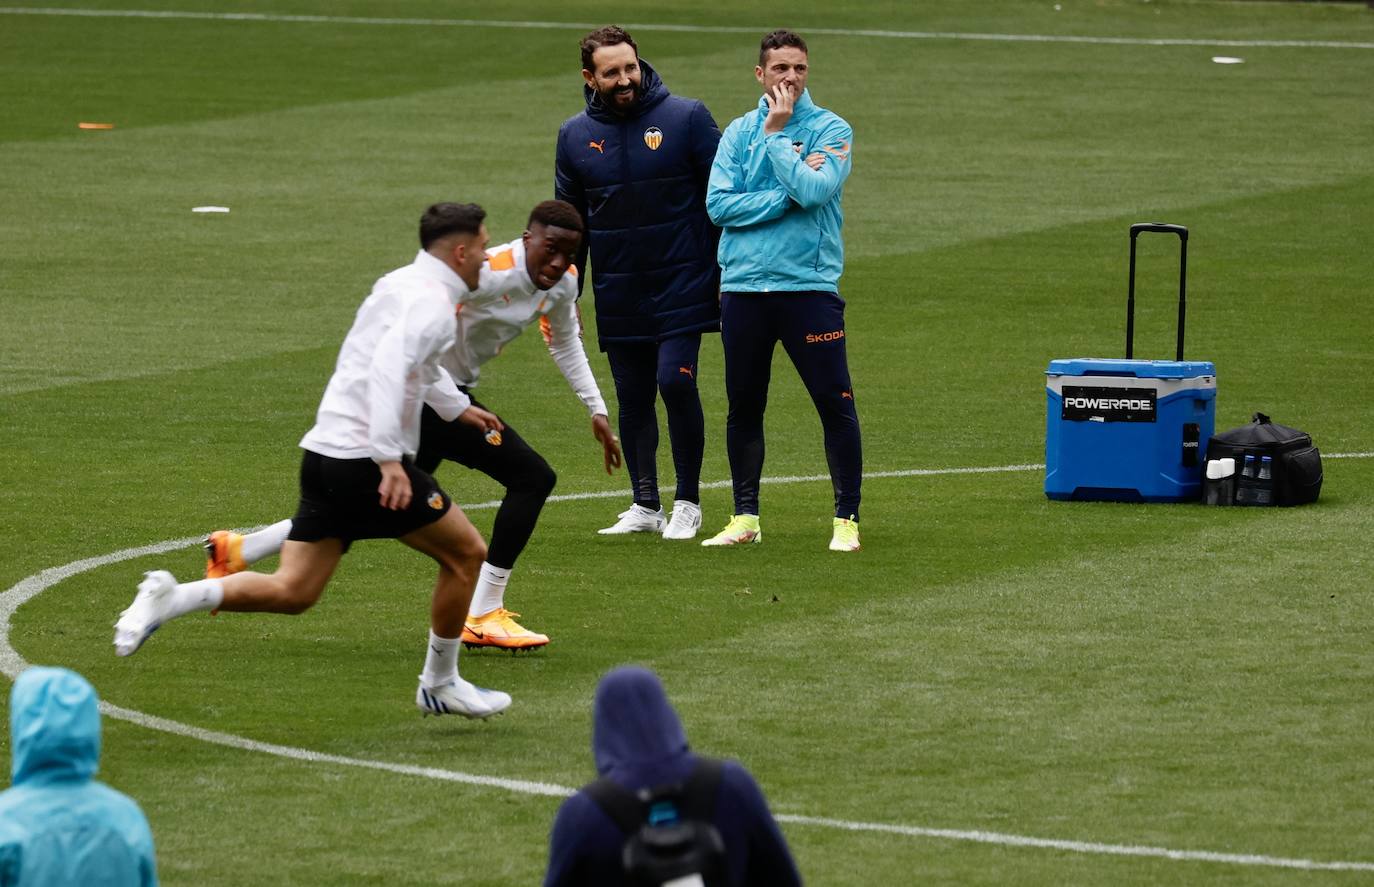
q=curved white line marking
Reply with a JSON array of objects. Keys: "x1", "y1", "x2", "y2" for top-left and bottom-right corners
[
  {"x1": 773, "y1": 815, "x2": 1374, "y2": 872},
  {"x1": 2, "y1": 7, "x2": 1373, "y2": 50},
  {"x1": 4, "y1": 460, "x2": 1374, "y2": 870}
]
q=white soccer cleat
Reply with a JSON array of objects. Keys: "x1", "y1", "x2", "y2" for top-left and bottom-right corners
[
  {"x1": 597, "y1": 504, "x2": 665, "y2": 535},
  {"x1": 113, "y1": 570, "x2": 178, "y2": 657},
  {"x1": 662, "y1": 500, "x2": 703, "y2": 540},
  {"x1": 415, "y1": 677, "x2": 512, "y2": 719}
]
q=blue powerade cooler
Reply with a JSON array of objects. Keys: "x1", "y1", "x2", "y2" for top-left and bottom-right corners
[{"x1": 1044, "y1": 224, "x2": 1216, "y2": 503}]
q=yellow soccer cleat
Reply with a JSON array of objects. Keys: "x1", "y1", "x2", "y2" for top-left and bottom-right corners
[
  {"x1": 829, "y1": 517, "x2": 861, "y2": 552},
  {"x1": 700, "y1": 514, "x2": 762, "y2": 547},
  {"x1": 204, "y1": 530, "x2": 246, "y2": 578},
  {"x1": 461, "y1": 609, "x2": 550, "y2": 651}
]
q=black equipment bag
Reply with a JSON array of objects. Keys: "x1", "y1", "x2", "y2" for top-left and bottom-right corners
[
  {"x1": 584, "y1": 758, "x2": 728, "y2": 887},
  {"x1": 1206, "y1": 412, "x2": 1322, "y2": 506}
]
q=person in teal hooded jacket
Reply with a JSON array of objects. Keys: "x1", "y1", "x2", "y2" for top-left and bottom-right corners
[
  {"x1": 0, "y1": 667, "x2": 157, "y2": 886},
  {"x1": 704, "y1": 29, "x2": 864, "y2": 553}
]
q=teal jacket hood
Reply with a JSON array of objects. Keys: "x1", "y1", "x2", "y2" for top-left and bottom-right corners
[{"x1": 10, "y1": 666, "x2": 101, "y2": 787}]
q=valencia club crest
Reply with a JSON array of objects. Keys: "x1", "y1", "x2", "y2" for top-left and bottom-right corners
[{"x1": 643, "y1": 126, "x2": 663, "y2": 150}]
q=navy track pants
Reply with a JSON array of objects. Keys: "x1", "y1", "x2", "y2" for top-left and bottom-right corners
[
  {"x1": 605, "y1": 333, "x2": 706, "y2": 510},
  {"x1": 721, "y1": 291, "x2": 862, "y2": 520}
]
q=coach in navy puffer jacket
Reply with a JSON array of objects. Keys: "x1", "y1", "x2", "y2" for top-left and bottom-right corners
[
  {"x1": 555, "y1": 27, "x2": 722, "y2": 537},
  {"x1": 555, "y1": 56, "x2": 720, "y2": 343}
]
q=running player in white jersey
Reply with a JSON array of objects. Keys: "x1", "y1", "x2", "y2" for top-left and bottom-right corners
[
  {"x1": 203, "y1": 200, "x2": 621, "y2": 651},
  {"x1": 114, "y1": 203, "x2": 513, "y2": 719}
]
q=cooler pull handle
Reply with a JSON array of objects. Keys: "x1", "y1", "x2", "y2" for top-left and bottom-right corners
[{"x1": 1126, "y1": 222, "x2": 1189, "y2": 362}]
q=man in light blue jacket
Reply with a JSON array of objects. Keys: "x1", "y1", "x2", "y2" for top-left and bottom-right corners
[
  {"x1": 0, "y1": 668, "x2": 158, "y2": 886},
  {"x1": 704, "y1": 29, "x2": 863, "y2": 552}
]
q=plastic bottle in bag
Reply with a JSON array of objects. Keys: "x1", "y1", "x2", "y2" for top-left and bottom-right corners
[{"x1": 1255, "y1": 455, "x2": 1274, "y2": 506}]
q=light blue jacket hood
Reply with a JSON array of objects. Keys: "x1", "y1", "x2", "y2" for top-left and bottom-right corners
[{"x1": 9, "y1": 666, "x2": 101, "y2": 787}]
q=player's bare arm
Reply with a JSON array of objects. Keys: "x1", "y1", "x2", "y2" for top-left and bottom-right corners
[
  {"x1": 377, "y1": 460, "x2": 412, "y2": 511},
  {"x1": 457, "y1": 403, "x2": 504, "y2": 433},
  {"x1": 591, "y1": 414, "x2": 623, "y2": 474}
]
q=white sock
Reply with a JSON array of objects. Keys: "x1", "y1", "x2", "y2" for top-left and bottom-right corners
[
  {"x1": 170, "y1": 579, "x2": 223, "y2": 618},
  {"x1": 421, "y1": 630, "x2": 461, "y2": 687},
  {"x1": 242, "y1": 519, "x2": 293, "y2": 565},
  {"x1": 469, "y1": 562, "x2": 510, "y2": 618}
]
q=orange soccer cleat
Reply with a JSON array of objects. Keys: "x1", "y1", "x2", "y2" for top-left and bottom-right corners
[
  {"x1": 203, "y1": 530, "x2": 246, "y2": 579},
  {"x1": 461, "y1": 609, "x2": 550, "y2": 651}
]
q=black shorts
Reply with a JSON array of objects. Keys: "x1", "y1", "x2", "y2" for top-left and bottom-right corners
[
  {"x1": 415, "y1": 400, "x2": 550, "y2": 482},
  {"x1": 288, "y1": 450, "x2": 451, "y2": 552}
]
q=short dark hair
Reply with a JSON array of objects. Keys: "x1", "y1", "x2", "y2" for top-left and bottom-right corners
[
  {"x1": 419, "y1": 203, "x2": 485, "y2": 250},
  {"x1": 581, "y1": 25, "x2": 637, "y2": 73},
  {"x1": 528, "y1": 199, "x2": 584, "y2": 234},
  {"x1": 759, "y1": 29, "x2": 808, "y2": 66}
]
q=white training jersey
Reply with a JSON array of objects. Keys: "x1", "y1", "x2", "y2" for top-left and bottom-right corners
[
  {"x1": 426, "y1": 236, "x2": 607, "y2": 420},
  {"x1": 300, "y1": 250, "x2": 465, "y2": 463}
]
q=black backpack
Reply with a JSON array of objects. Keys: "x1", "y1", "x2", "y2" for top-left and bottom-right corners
[
  {"x1": 583, "y1": 759, "x2": 728, "y2": 887},
  {"x1": 1206, "y1": 412, "x2": 1323, "y2": 506}
]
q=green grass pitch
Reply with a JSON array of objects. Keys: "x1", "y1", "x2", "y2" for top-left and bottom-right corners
[{"x1": 2, "y1": 1, "x2": 1373, "y2": 883}]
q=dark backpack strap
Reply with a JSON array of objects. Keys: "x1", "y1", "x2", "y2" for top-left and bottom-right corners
[
  {"x1": 584, "y1": 777, "x2": 647, "y2": 836},
  {"x1": 583, "y1": 759, "x2": 726, "y2": 835},
  {"x1": 678, "y1": 758, "x2": 725, "y2": 820}
]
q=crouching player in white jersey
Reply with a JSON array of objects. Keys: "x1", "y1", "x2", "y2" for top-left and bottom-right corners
[
  {"x1": 114, "y1": 203, "x2": 513, "y2": 719},
  {"x1": 201, "y1": 200, "x2": 622, "y2": 651}
]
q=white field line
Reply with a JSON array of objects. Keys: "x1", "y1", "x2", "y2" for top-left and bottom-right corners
[
  {"x1": 2, "y1": 7, "x2": 1374, "y2": 50},
  {"x1": 464, "y1": 462, "x2": 1046, "y2": 510},
  {"x1": 774, "y1": 815, "x2": 1374, "y2": 872},
  {"x1": 463, "y1": 454, "x2": 1369, "y2": 510},
  {"x1": 100, "y1": 699, "x2": 575, "y2": 797},
  {"x1": 4, "y1": 456, "x2": 1374, "y2": 871}
]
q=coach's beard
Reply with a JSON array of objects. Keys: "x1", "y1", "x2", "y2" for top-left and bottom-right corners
[{"x1": 603, "y1": 83, "x2": 641, "y2": 111}]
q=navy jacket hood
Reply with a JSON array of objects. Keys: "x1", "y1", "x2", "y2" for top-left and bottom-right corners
[
  {"x1": 583, "y1": 58, "x2": 669, "y2": 123},
  {"x1": 592, "y1": 666, "x2": 693, "y2": 787}
]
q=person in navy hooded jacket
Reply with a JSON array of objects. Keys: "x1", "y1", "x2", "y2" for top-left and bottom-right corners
[
  {"x1": 556, "y1": 27, "x2": 722, "y2": 542},
  {"x1": 0, "y1": 667, "x2": 158, "y2": 886},
  {"x1": 544, "y1": 666, "x2": 801, "y2": 886}
]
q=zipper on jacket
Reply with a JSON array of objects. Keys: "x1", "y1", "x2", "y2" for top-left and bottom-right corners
[{"x1": 620, "y1": 118, "x2": 633, "y2": 215}]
